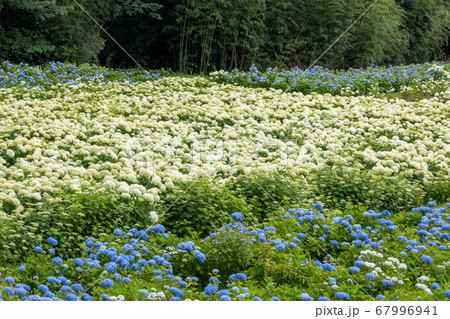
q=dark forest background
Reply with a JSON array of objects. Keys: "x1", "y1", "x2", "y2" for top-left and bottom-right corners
[{"x1": 0, "y1": 0, "x2": 449, "y2": 73}]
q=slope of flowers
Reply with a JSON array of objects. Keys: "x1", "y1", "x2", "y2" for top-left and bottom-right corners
[
  {"x1": 0, "y1": 61, "x2": 160, "y2": 89},
  {"x1": 210, "y1": 62, "x2": 450, "y2": 97},
  {"x1": 1, "y1": 77, "x2": 449, "y2": 217},
  {"x1": 1, "y1": 202, "x2": 449, "y2": 301}
]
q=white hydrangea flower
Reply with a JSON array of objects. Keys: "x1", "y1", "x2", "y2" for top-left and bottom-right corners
[
  {"x1": 398, "y1": 263, "x2": 407, "y2": 270},
  {"x1": 415, "y1": 283, "x2": 427, "y2": 290},
  {"x1": 149, "y1": 211, "x2": 158, "y2": 224}
]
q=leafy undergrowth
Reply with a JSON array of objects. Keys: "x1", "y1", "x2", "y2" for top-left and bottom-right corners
[{"x1": 1, "y1": 202, "x2": 449, "y2": 301}]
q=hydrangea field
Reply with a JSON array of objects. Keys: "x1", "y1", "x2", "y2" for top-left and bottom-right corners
[
  {"x1": 211, "y1": 62, "x2": 450, "y2": 99},
  {"x1": 0, "y1": 61, "x2": 449, "y2": 301}
]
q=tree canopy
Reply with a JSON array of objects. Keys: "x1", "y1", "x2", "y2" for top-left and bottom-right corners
[{"x1": 0, "y1": 0, "x2": 449, "y2": 71}]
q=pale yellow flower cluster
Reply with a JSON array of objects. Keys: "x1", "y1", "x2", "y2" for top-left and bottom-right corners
[{"x1": 0, "y1": 77, "x2": 448, "y2": 215}]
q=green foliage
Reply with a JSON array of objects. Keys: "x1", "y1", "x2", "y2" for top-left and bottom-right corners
[
  {"x1": 170, "y1": 225, "x2": 254, "y2": 284},
  {"x1": 0, "y1": 190, "x2": 152, "y2": 265},
  {"x1": 200, "y1": 227, "x2": 254, "y2": 282},
  {"x1": 159, "y1": 178, "x2": 256, "y2": 236},
  {"x1": 424, "y1": 176, "x2": 450, "y2": 204},
  {"x1": 1, "y1": 200, "x2": 449, "y2": 301},
  {"x1": 0, "y1": 0, "x2": 71, "y2": 63},
  {"x1": 227, "y1": 172, "x2": 311, "y2": 222},
  {"x1": 311, "y1": 167, "x2": 425, "y2": 213},
  {"x1": 1, "y1": 0, "x2": 448, "y2": 70},
  {"x1": 399, "y1": 0, "x2": 450, "y2": 63},
  {"x1": 0, "y1": 0, "x2": 162, "y2": 64},
  {"x1": 347, "y1": 0, "x2": 406, "y2": 67},
  {"x1": 247, "y1": 243, "x2": 309, "y2": 287}
]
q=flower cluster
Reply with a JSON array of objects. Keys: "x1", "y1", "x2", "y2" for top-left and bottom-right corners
[
  {"x1": 211, "y1": 62, "x2": 450, "y2": 98},
  {"x1": 1, "y1": 202, "x2": 448, "y2": 301},
  {"x1": 0, "y1": 61, "x2": 160, "y2": 89},
  {"x1": 1, "y1": 75, "x2": 449, "y2": 221}
]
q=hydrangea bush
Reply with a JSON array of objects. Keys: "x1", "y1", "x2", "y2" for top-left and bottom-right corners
[
  {"x1": 1, "y1": 61, "x2": 449, "y2": 264},
  {"x1": 0, "y1": 61, "x2": 160, "y2": 89},
  {"x1": 1, "y1": 203, "x2": 449, "y2": 301},
  {"x1": 210, "y1": 62, "x2": 450, "y2": 99},
  {"x1": 1, "y1": 75, "x2": 448, "y2": 217},
  {"x1": 0, "y1": 61, "x2": 449, "y2": 300}
]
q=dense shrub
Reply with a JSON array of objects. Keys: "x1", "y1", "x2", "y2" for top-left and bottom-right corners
[
  {"x1": 227, "y1": 172, "x2": 311, "y2": 222},
  {"x1": 310, "y1": 167, "x2": 425, "y2": 213},
  {"x1": 159, "y1": 178, "x2": 256, "y2": 237},
  {"x1": 0, "y1": 190, "x2": 152, "y2": 265},
  {"x1": 425, "y1": 177, "x2": 450, "y2": 204},
  {"x1": 1, "y1": 202, "x2": 449, "y2": 301}
]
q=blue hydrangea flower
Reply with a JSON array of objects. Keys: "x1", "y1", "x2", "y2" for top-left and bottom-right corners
[
  {"x1": 318, "y1": 296, "x2": 330, "y2": 301},
  {"x1": 330, "y1": 240, "x2": 339, "y2": 247},
  {"x1": 101, "y1": 279, "x2": 114, "y2": 288},
  {"x1": 203, "y1": 284, "x2": 218, "y2": 294},
  {"x1": 72, "y1": 284, "x2": 83, "y2": 291},
  {"x1": 431, "y1": 282, "x2": 440, "y2": 289},
  {"x1": 101, "y1": 294, "x2": 110, "y2": 301},
  {"x1": 349, "y1": 267, "x2": 360, "y2": 274},
  {"x1": 254, "y1": 297, "x2": 262, "y2": 301},
  {"x1": 33, "y1": 246, "x2": 44, "y2": 253},
  {"x1": 382, "y1": 279, "x2": 394, "y2": 287},
  {"x1": 52, "y1": 257, "x2": 63, "y2": 266},
  {"x1": 312, "y1": 203, "x2": 323, "y2": 211},
  {"x1": 194, "y1": 250, "x2": 206, "y2": 263},
  {"x1": 138, "y1": 289, "x2": 148, "y2": 295},
  {"x1": 45, "y1": 291, "x2": 55, "y2": 298},
  {"x1": 377, "y1": 294, "x2": 385, "y2": 300},
  {"x1": 270, "y1": 297, "x2": 281, "y2": 301},
  {"x1": 38, "y1": 285, "x2": 49, "y2": 294},
  {"x1": 60, "y1": 285, "x2": 72, "y2": 293},
  {"x1": 14, "y1": 288, "x2": 27, "y2": 296},
  {"x1": 335, "y1": 292, "x2": 349, "y2": 300},
  {"x1": 364, "y1": 273, "x2": 375, "y2": 280},
  {"x1": 444, "y1": 290, "x2": 450, "y2": 298},
  {"x1": 3, "y1": 287, "x2": 14, "y2": 296},
  {"x1": 72, "y1": 258, "x2": 84, "y2": 267},
  {"x1": 4, "y1": 277, "x2": 15, "y2": 284},
  {"x1": 322, "y1": 264, "x2": 336, "y2": 272},
  {"x1": 217, "y1": 290, "x2": 230, "y2": 296},
  {"x1": 421, "y1": 255, "x2": 433, "y2": 264},
  {"x1": 82, "y1": 293, "x2": 93, "y2": 301},
  {"x1": 169, "y1": 287, "x2": 184, "y2": 297},
  {"x1": 47, "y1": 237, "x2": 58, "y2": 246},
  {"x1": 231, "y1": 212, "x2": 243, "y2": 222}
]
